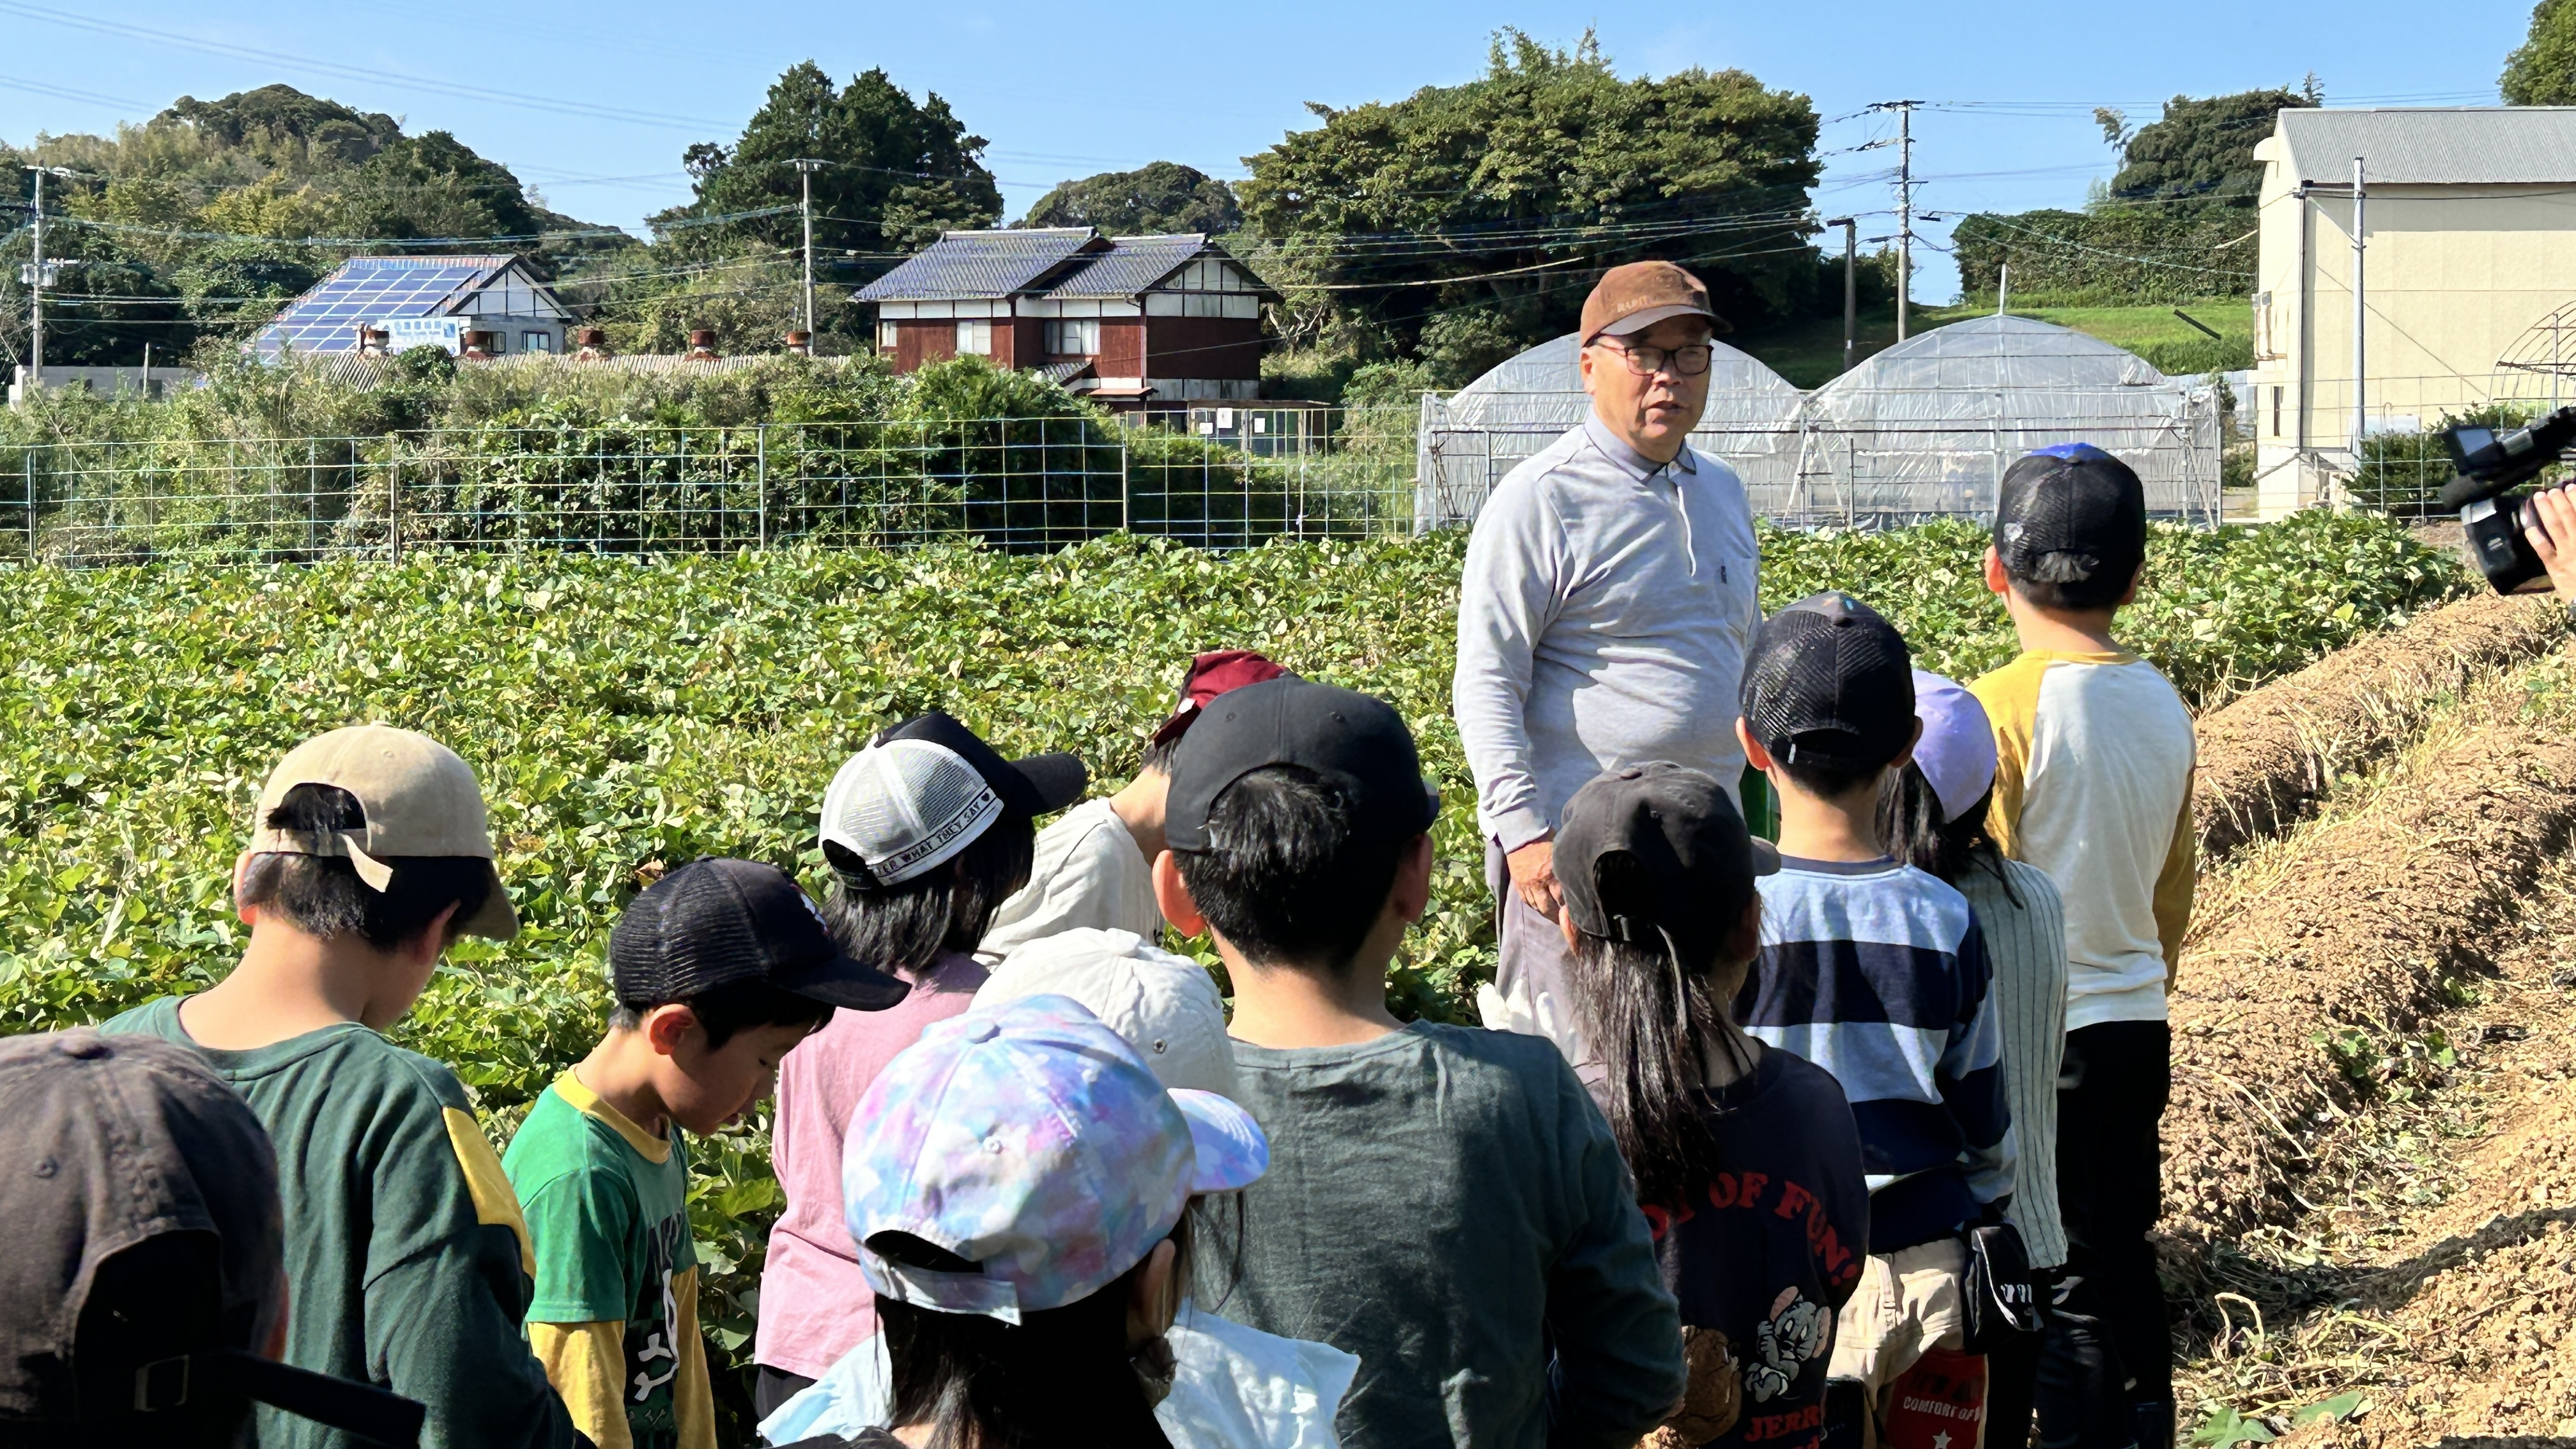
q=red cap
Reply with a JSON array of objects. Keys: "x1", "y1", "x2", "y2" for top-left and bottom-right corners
[{"x1": 1150, "y1": 650, "x2": 1291, "y2": 747}]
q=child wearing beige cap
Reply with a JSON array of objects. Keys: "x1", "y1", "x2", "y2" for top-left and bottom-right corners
[{"x1": 102, "y1": 724, "x2": 585, "y2": 1449}]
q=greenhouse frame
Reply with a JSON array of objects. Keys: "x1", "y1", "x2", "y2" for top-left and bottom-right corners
[{"x1": 1415, "y1": 316, "x2": 2225, "y2": 532}]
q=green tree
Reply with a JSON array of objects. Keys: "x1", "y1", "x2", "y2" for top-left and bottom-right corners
[
  {"x1": 2505, "y1": 0, "x2": 2576, "y2": 104},
  {"x1": 668, "y1": 61, "x2": 1001, "y2": 256},
  {"x1": 334, "y1": 131, "x2": 549, "y2": 250},
  {"x1": 1020, "y1": 162, "x2": 1242, "y2": 234},
  {"x1": 2109, "y1": 88, "x2": 2315, "y2": 211},
  {"x1": 163, "y1": 84, "x2": 402, "y2": 168},
  {"x1": 1238, "y1": 29, "x2": 1820, "y2": 381}
]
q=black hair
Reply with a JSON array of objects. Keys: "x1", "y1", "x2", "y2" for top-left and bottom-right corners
[
  {"x1": 1999, "y1": 550, "x2": 2141, "y2": 613},
  {"x1": 1137, "y1": 729, "x2": 1185, "y2": 777},
  {"x1": 235, "y1": 784, "x2": 493, "y2": 953},
  {"x1": 871, "y1": 1215, "x2": 1192, "y2": 1449},
  {"x1": 1563, "y1": 871, "x2": 1760, "y2": 1209},
  {"x1": 608, "y1": 976, "x2": 836, "y2": 1051},
  {"x1": 1168, "y1": 765, "x2": 1411, "y2": 972},
  {"x1": 822, "y1": 814, "x2": 1035, "y2": 977},
  {"x1": 1876, "y1": 762, "x2": 2022, "y2": 909},
  {"x1": 1772, "y1": 755, "x2": 1884, "y2": 802}
]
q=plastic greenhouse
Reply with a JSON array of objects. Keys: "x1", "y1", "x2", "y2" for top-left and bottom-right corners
[
  {"x1": 1414, "y1": 315, "x2": 2223, "y2": 532},
  {"x1": 1413, "y1": 334, "x2": 1804, "y2": 529}
]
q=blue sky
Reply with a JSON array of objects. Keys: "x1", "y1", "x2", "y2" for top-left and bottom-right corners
[{"x1": 0, "y1": 0, "x2": 2536, "y2": 302}]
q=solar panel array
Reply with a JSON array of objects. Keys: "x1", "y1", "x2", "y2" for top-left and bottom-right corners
[{"x1": 255, "y1": 257, "x2": 512, "y2": 355}]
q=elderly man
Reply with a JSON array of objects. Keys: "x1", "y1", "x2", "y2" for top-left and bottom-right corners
[{"x1": 1455, "y1": 260, "x2": 1761, "y2": 1076}]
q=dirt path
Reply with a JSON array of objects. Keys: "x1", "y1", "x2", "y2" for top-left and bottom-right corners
[{"x1": 2164, "y1": 647, "x2": 2576, "y2": 1441}]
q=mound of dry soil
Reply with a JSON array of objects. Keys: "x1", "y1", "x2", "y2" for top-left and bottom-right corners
[
  {"x1": 2193, "y1": 592, "x2": 2568, "y2": 860},
  {"x1": 2165, "y1": 665, "x2": 2576, "y2": 1257}
]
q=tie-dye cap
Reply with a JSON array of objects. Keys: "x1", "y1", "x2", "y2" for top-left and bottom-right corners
[{"x1": 842, "y1": 994, "x2": 1268, "y2": 1324}]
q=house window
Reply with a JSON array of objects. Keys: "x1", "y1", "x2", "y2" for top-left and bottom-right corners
[
  {"x1": 2270, "y1": 385, "x2": 2281, "y2": 438},
  {"x1": 2251, "y1": 290, "x2": 2276, "y2": 361},
  {"x1": 956, "y1": 320, "x2": 993, "y2": 356},
  {"x1": 485, "y1": 331, "x2": 505, "y2": 354},
  {"x1": 521, "y1": 331, "x2": 553, "y2": 354},
  {"x1": 879, "y1": 321, "x2": 899, "y2": 350},
  {"x1": 1046, "y1": 319, "x2": 1100, "y2": 356}
]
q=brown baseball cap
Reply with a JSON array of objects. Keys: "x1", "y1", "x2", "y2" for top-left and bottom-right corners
[
  {"x1": 1580, "y1": 260, "x2": 1731, "y2": 342},
  {"x1": 246, "y1": 724, "x2": 519, "y2": 940}
]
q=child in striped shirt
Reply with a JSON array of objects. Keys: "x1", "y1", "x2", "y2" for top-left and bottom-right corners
[{"x1": 1733, "y1": 592, "x2": 2014, "y2": 1449}]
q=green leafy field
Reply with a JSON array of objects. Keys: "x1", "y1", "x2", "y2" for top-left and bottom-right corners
[{"x1": 0, "y1": 510, "x2": 2463, "y2": 1420}]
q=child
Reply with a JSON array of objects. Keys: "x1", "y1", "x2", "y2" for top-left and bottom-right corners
[
  {"x1": 1152, "y1": 675, "x2": 1686, "y2": 1448},
  {"x1": 982, "y1": 650, "x2": 1288, "y2": 956},
  {"x1": 758, "y1": 930, "x2": 1360, "y2": 1449},
  {"x1": 1731, "y1": 595, "x2": 2014, "y2": 1449},
  {"x1": 1879, "y1": 672, "x2": 2070, "y2": 1449},
  {"x1": 756, "y1": 711, "x2": 1085, "y2": 1414},
  {"x1": 0, "y1": 1029, "x2": 427, "y2": 1449},
  {"x1": 1969, "y1": 444, "x2": 2195, "y2": 1449},
  {"x1": 507, "y1": 857, "x2": 910, "y2": 1449},
  {"x1": 826, "y1": 995, "x2": 1271, "y2": 1449},
  {"x1": 1552, "y1": 763, "x2": 1869, "y2": 1449},
  {"x1": 103, "y1": 724, "x2": 586, "y2": 1449}
]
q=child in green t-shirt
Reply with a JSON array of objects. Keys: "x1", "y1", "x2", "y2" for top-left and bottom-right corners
[{"x1": 505, "y1": 858, "x2": 910, "y2": 1449}]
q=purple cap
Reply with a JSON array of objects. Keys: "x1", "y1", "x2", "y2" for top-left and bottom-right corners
[
  {"x1": 1910, "y1": 670, "x2": 1998, "y2": 824},
  {"x1": 842, "y1": 995, "x2": 1268, "y2": 1324}
]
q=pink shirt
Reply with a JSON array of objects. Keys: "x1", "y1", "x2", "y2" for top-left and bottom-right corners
[{"x1": 756, "y1": 951, "x2": 990, "y2": 1377}]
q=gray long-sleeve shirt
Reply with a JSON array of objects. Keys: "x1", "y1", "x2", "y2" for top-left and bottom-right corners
[
  {"x1": 1206, "y1": 1023, "x2": 1685, "y2": 1449},
  {"x1": 1454, "y1": 417, "x2": 1761, "y2": 851}
]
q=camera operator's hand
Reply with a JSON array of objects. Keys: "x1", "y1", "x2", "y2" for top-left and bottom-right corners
[{"x1": 2527, "y1": 485, "x2": 2576, "y2": 602}]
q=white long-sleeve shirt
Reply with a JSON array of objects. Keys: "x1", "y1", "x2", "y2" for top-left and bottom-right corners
[{"x1": 1453, "y1": 417, "x2": 1761, "y2": 850}]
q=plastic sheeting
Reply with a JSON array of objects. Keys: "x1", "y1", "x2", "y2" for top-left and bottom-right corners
[
  {"x1": 1414, "y1": 334, "x2": 1803, "y2": 528},
  {"x1": 1415, "y1": 316, "x2": 2222, "y2": 531}
]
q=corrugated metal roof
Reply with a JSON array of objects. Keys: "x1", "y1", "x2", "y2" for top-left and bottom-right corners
[
  {"x1": 854, "y1": 228, "x2": 1101, "y2": 301},
  {"x1": 256, "y1": 255, "x2": 522, "y2": 355},
  {"x1": 1043, "y1": 233, "x2": 1210, "y2": 298},
  {"x1": 2274, "y1": 107, "x2": 2576, "y2": 186}
]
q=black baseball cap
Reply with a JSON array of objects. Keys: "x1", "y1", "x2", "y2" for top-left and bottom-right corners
[
  {"x1": 1163, "y1": 677, "x2": 1442, "y2": 852},
  {"x1": 1740, "y1": 592, "x2": 1917, "y2": 772},
  {"x1": 0, "y1": 1030, "x2": 426, "y2": 1448},
  {"x1": 1558, "y1": 763, "x2": 1779, "y2": 967},
  {"x1": 1994, "y1": 443, "x2": 2147, "y2": 591},
  {"x1": 611, "y1": 857, "x2": 912, "y2": 1012}
]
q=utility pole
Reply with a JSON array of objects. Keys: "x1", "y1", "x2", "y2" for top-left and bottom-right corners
[
  {"x1": 17, "y1": 165, "x2": 82, "y2": 397},
  {"x1": 1894, "y1": 101, "x2": 1917, "y2": 341},
  {"x1": 22, "y1": 165, "x2": 47, "y2": 394},
  {"x1": 2350, "y1": 155, "x2": 2367, "y2": 464},
  {"x1": 789, "y1": 158, "x2": 825, "y2": 344},
  {"x1": 1824, "y1": 217, "x2": 1857, "y2": 373}
]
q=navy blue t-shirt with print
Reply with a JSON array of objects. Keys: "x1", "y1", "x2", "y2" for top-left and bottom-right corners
[{"x1": 1646, "y1": 1046, "x2": 1870, "y2": 1449}]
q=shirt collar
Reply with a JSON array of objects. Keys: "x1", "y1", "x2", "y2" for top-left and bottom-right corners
[{"x1": 1582, "y1": 415, "x2": 1697, "y2": 480}]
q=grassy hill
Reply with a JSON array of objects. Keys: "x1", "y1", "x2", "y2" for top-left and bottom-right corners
[{"x1": 1733, "y1": 295, "x2": 2253, "y2": 388}]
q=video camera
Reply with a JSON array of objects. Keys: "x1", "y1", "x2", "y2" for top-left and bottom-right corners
[{"x1": 2440, "y1": 406, "x2": 2576, "y2": 594}]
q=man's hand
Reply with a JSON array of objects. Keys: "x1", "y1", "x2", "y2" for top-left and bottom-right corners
[
  {"x1": 2529, "y1": 486, "x2": 2576, "y2": 602},
  {"x1": 1506, "y1": 838, "x2": 1563, "y2": 921}
]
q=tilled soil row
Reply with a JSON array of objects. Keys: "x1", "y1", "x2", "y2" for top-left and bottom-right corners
[
  {"x1": 2163, "y1": 663, "x2": 2576, "y2": 1261},
  {"x1": 2193, "y1": 591, "x2": 2569, "y2": 860}
]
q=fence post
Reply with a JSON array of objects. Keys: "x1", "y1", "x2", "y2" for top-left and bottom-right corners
[
  {"x1": 756, "y1": 424, "x2": 769, "y2": 549},
  {"x1": 1119, "y1": 436, "x2": 1131, "y2": 535},
  {"x1": 387, "y1": 435, "x2": 401, "y2": 564},
  {"x1": 22, "y1": 445, "x2": 34, "y2": 561}
]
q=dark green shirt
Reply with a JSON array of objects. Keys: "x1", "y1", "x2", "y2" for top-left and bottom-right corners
[
  {"x1": 105, "y1": 997, "x2": 583, "y2": 1449},
  {"x1": 1206, "y1": 1022, "x2": 1685, "y2": 1449}
]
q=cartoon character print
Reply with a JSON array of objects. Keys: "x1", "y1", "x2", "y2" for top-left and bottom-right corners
[
  {"x1": 621, "y1": 1213, "x2": 689, "y2": 1447},
  {"x1": 1745, "y1": 1287, "x2": 1831, "y2": 1403}
]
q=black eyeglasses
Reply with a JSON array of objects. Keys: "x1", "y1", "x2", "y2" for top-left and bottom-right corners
[{"x1": 1594, "y1": 341, "x2": 1715, "y2": 377}]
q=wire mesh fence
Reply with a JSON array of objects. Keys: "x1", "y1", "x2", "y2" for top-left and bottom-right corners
[{"x1": 0, "y1": 408, "x2": 1420, "y2": 564}]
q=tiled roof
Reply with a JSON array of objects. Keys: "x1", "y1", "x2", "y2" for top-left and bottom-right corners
[
  {"x1": 854, "y1": 228, "x2": 1101, "y2": 302},
  {"x1": 1042, "y1": 233, "x2": 1209, "y2": 298},
  {"x1": 2273, "y1": 107, "x2": 2576, "y2": 186},
  {"x1": 256, "y1": 256, "x2": 521, "y2": 356}
]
